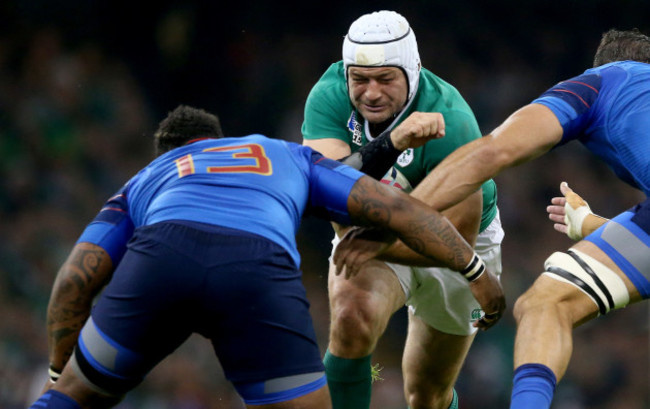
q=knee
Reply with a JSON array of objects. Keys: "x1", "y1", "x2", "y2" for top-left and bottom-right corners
[
  {"x1": 512, "y1": 289, "x2": 538, "y2": 325},
  {"x1": 512, "y1": 284, "x2": 569, "y2": 326},
  {"x1": 405, "y1": 386, "x2": 451, "y2": 409},
  {"x1": 329, "y1": 292, "x2": 385, "y2": 353},
  {"x1": 330, "y1": 295, "x2": 376, "y2": 343}
]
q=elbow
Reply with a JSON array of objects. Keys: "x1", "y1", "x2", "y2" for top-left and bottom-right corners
[{"x1": 476, "y1": 137, "x2": 513, "y2": 177}]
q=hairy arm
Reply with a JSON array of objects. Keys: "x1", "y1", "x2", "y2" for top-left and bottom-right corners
[
  {"x1": 47, "y1": 242, "x2": 114, "y2": 373},
  {"x1": 420, "y1": 103, "x2": 564, "y2": 212}
]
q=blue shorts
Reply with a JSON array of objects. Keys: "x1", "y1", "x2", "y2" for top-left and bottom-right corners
[
  {"x1": 76, "y1": 221, "x2": 324, "y2": 401},
  {"x1": 585, "y1": 197, "x2": 650, "y2": 299}
]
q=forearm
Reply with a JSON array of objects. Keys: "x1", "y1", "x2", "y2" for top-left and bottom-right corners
[
  {"x1": 393, "y1": 199, "x2": 474, "y2": 272},
  {"x1": 422, "y1": 104, "x2": 563, "y2": 212},
  {"x1": 47, "y1": 242, "x2": 114, "y2": 371},
  {"x1": 348, "y1": 176, "x2": 474, "y2": 272},
  {"x1": 417, "y1": 138, "x2": 504, "y2": 212},
  {"x1": 376, "y1": 241, "x2": 448, "y2": 267},
  {"x1": 582, "y1": 213, "x2": 609, "y2": 237},
  {"x1": 376, "y1": 189, "x2": 482, "y2": 266}
]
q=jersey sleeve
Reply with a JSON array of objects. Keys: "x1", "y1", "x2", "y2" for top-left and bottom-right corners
[
  {"x1": 304, "y1": 149, "x2": 364, "y2": 225},
  {"x1": 76, "y1": 184, "x2": 135, "y2": 266},
  {"x1": 532, "y1": 73, "x2": 602, "y2": 144},
  {"x1": 301, "y1": 63, "x2": 352, "y2": 143}
]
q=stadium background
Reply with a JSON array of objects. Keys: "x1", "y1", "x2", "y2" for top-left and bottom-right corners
[{"x1": 0, "y1": 1, "x2": 648, "y2": 408}]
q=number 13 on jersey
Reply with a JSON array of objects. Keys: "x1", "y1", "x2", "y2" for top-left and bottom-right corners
[{"x1": 175, "y1": 143, "x2": 273, "y2": 177}]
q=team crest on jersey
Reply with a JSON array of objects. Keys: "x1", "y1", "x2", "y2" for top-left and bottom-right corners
[
  {"x1": 397, "y1": 148, "x2": 414, "y2": 167},
  {"x1": 347, "y1": 111, "x2": 363, "y2": 146}
]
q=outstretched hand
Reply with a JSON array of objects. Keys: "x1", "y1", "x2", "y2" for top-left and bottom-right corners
[
  {"x1": 333, "y1": 226, "x2": 397, "y2": 279},
  {"x1": 547, "y1": 181, "x2": 592, "y2": 240},
  {"x1": 469, "y1": 270, "x2": 506, "y2": 330},
  {"x1": 390, "y1": 112, "x2": 445, "y2": 151}
]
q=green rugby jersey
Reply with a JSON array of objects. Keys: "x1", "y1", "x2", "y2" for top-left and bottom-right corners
[{"x1": 302, "y1": 61, "x2": 497, "y2": 232}]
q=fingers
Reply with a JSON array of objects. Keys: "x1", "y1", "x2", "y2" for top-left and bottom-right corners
[
  {"x1": 396, "y1": 112, "x2": 446, "y2": 147},
  {"x1": 547, "y1": 207, "x2": 563, "y2": 221},
  {"x1": 343, "y1": 253, "x2": 358, "y2": 279},
  {"x1": 553, "y1": 223, "x2": 568, "y2": 234},
  {"x1": 548, "y1": 206, "x2": 569, "y2": 233},
  {"x1": 474, "y1": 311, "x2": 502, "y2": 330},
  {"x1": 468, "y1": 271, "x2": 506, "y2": 331},
  {"x1": 332, "y1": 240, "x2": 350, "y2": 276},
  {"x1": 560, "y1": 181, "x2": 573, "y2": 196},
  {"x1": 548, "y1": 199, "x2": 570, "y2": 235},
  {"x1": 430, "y1": 113, "x2": 445, "y2": 138},
  {"x1": 560, "y1": 182, "x2": 587, "y2": 209},
  {"x1": 550, "y1": 197, "x2": 566, "y2": 206},
  {"x1": 547, "y1": 204, "x2": 565, "y2": 217},
  {"x1": 333, "y1": 250, "x2": 344, "y2": 276},
  {"x1": 334, "y1": 253, "x2": 355, "y2": 278},
  {"x1": 332, "y1": 245, "x2": 363, "y2": 279}
]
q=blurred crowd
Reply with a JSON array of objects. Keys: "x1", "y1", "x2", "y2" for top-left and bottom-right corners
[{"x1": 1, "y1": 2, "x2": 648, "y2": 408}]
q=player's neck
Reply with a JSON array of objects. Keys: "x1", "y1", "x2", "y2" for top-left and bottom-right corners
[{"x1": 368, "y1": 119, "x2": 391, "y2": 138}]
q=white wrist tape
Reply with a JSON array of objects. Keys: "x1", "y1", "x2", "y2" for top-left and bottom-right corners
[
  {"x1": 49, "y1": 366, "x2": 61, "y2": 382},
  {"x1": 461, "y1": 253, "x2": 486, "y2": 282},
  {"x1": 564, "y1": 202, "x2": 593, "y2": 241}
]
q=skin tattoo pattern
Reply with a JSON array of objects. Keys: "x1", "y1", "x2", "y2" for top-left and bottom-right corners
[
  {"x1": 349, "y1": 177, "x2": 468, "y2": 271},
  {"x1": 403, "y1": 216, "x2": 463, "y2": 269},
  {"x1": 348, "y1": 177, "x2": 392, "y2": 226},
  {"x1": 48, "y1": 246, "x2": 109, "y2": 369}
]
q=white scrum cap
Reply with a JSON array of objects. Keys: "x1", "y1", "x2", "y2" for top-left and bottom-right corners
[{"x1": 342, "y1": 10, "x2": 421, "y2": 101}]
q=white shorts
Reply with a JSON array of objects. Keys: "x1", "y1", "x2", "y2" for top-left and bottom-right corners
[{"x1": 331, "y1": 210, "x2": 504, "y2": 336}]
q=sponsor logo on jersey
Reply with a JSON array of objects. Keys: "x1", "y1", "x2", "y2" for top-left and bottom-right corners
[
  {"x1": 471, "y1": 308, "x2": 484, "y2": 321},
  {"x1": 347, "y1": 111, "x2": 363, "y2": 146},
  {"x1": 397, "y1": 148, "x2": 414, "y2": 167}
]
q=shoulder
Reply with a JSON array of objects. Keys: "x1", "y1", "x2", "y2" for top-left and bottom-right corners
[
  {"x1": 418, "y1": 68, "x2": 461, "y2": 95},
  {"x1": 414, "y1": 68, "x2": 473, "y2": 113},
  {"x1": 409, "y1": 68, "x2": 479, "y2": 135}
]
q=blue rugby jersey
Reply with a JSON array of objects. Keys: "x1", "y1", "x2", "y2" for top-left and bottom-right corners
[
  {"x1": 77, "y1": 134, "x2": 364, "y2": 267},
  {"x1": 533, "y1": 61, "x2": 650, "y2": 195}
]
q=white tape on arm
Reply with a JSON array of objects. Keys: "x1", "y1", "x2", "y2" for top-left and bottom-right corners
[
  {"x1": 564, "y1": 202, "x2": 592, "y2": 241},
  {"x1": 49, "y1": 366, "x2": 61, "y2": 382},
  {"x1": 461, "y1": 253, "x2": 486, "y2": 282}
]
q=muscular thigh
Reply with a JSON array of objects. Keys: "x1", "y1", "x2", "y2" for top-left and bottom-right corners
[
  {"x1": 402, "y1": 312, "x2": 475, "y2": 389},
  {"x1": 531, "y1": 205, "x2": 650, "y2": 325},
  {"x1": 572, "y1": 241, "x2": 642, "y2": 303},
  {"x1": 582, "y1": 203, "x2": 650, "y2": 302},
  {"x1": 328, "y1": 257, "x2": 406, "y2": 317},
  {"x1": 521, "y1": 273, "x2": 602, "y2": 327}
]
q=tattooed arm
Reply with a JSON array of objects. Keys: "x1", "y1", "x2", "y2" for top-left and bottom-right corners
[
  {"x1": 344, "y1": 175, "x2": 474, "y2": 270},
  {"x1": 341, "y1": 175, "x2": 505, "y2": 329},
  {"x1": 46, "y1": 242, "x2": 114, "y2": 376},
  {"x1": 364, "y1": 189, "x2": 482, "y2": 267}
]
